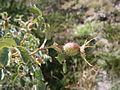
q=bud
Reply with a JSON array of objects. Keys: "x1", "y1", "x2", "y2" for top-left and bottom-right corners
[{"x1": 63, "y1": 42, "x2": 80, "y2": 56}]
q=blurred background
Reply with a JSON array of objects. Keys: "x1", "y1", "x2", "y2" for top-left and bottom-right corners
[{"x1": 0, "y1": 0, "x2": 120, "y2": 90}]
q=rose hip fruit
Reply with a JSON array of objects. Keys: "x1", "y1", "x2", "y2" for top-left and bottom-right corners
[{"x1": 63, "y1": 42, "x2": 80, "y2": 56}]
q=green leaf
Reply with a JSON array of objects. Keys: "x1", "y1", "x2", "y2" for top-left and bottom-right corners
[
  {"x1": 11, "y1": 73, "x2": 18, "y2": 85},
  {"x1": 36, "y1": 83, "x2": 46, "y2": 90},
  {"x1": 0, "y1": 38, "x2": 17, "y2": 49},
  {"x1": 18, "y1": 46, "x2": 30, "y2": 63},
  {"x1": 0, "y1": 69, "x2": 4, "y2": 80},
  {"x1": 30, "y1": 5, "x2": 42, "y2": 16},
  {"x1": 22, "y1": 77, "x2": 31, "y2": 86},
  {"x1": 43, "y1": 54, "x2": 52, "y2": 62},
  {"x1": 63, "y1": 61, "x2": 67, "y2": 74},
  {"x1": 56, "y1": 54, "x2": 65, "y2": 64},
  {"x1": 34, "y1": 67, "x2": 44, "y2": 86},
  {"x1": 0, "y1": 47, "x2": 10, "y2": 67}
]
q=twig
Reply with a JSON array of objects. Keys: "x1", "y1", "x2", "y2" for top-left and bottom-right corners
[{"x1": 29, "y1": 48, "x2": 46, "y2": 55}]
